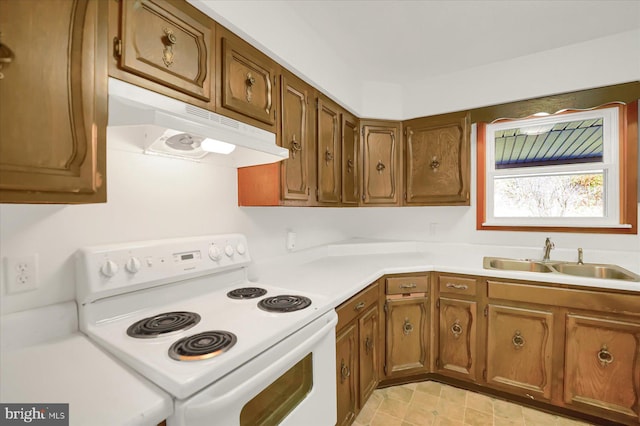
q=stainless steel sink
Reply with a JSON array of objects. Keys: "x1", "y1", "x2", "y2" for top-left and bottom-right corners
[
  {"x1": 483, "y1": 257, "x2": 640, "y2": 282},
  {"x1": 483, "y1": 257, "x2": 556, "y2": 273},
  {"x1": 553, "y1": 263, "x2": 640, "y2": 281}
]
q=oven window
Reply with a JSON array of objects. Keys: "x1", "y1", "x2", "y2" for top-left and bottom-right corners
[{"x1": 240, "y1": 353, "x2": 313, "y2": 426}]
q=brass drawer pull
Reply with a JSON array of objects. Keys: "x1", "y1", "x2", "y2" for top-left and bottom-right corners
[
  {"x1": 354, "y1": 301, "x2": 366, "y2": 311},
  {"x1": 512, "y1": 330, "x2": 525, "y2": 348},
  {"x1": 403, "y1": 318, "x2": 414, "y2": 335},
  {"x1": 451, "y1": 322, "x2": 463, "y2": 338},
  {"x1": 399, "y1": 283, "x2": 417, "y2": 289},
  {"x1": 598, "y1": 345, "x2": 614, "y2": 366},
  {"x1": 340, "y1": 359, "x2": 350, "y2": 382},
  {"x1": 446, "y1": 283, "x2": 468, "y2": 290},
  {"x1": 365, "y1": 336, "x2": 373, "y2": 354}
]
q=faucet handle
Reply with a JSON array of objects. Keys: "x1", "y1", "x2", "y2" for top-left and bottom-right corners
[{"x1": 577, "y1": 248, "x2": 584, "y2": 265}]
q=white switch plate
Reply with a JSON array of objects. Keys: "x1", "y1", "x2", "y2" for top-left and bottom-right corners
[
  {"x1": 286, "y1": 231, "x2": 296, "y2": 251},
  {"x1": 4, "y1": 254, "x2": 39, "y2": 294}
]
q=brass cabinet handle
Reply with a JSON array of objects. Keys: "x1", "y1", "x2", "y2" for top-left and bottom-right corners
[
  {"x1": 512, "y1": 330, "x2": 525, "y2": 348},
  {"x1": 399, "y1": 283, "x2": 417, "y2": 289},
  {"x1": 597, "y1": 345, "x2": 614, "y2": 366},
  {"x1": 290, "y1": 135, "x2": 302, "y2": 159},
  {"x1": 325, "y1": 149, "x2": 334, "y2": 164},
  {"x1": 340, "y1": 359, "x2": 350, "y2": 382},
  {"x1": 446, "y1": 283, "x2": 468, "y2": 290},
  {"x1": 245, "y1": 72, "x2": 256, "y2": 87},
  {"x1": 347, "y1": 158, "x2": 354, "y2": 173},
  {"x1": 0, "y1": 33, "x2": 14, "y2": 80},
  {"x1": 354, "y1": 301, "x2": 366, "y2": 311},
  {"x1": 403, "y1": 318, "x2": 414, "y2": 335},
  {"x1": 430, "y1": 156, "x2": 440, "y2": 171},
  {"x1": 364, "y1": 336, "x2": 373, "y2": 354},
  {"x1": 376, "y1": 161, "x2": 386, "y2": 173},
  {"x1": 451, "y1": 322, "x2": 463, "y2": 338},
  {"x1": 162, "y1": 28, "x2": 176, "y2": 67}
]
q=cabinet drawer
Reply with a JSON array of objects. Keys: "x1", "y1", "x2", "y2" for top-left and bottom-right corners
[
  {"x1": 386, "y1": 276, "x2": 429, "y2": 295},
  {"x1": 439, "y1": 275, "x2": 476, "y2": 296},
  {"x1": 336, "y1": 283, "x2": 379, "y2": 330}
]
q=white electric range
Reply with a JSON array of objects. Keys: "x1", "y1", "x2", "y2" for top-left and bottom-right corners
[{"x1": 76, "y1": 234, "x2": 337, "y2": 426}]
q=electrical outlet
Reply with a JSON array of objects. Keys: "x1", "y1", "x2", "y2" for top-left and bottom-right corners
[{"x1": 4, "y1": 254, "x2": 38, "y2": 294}]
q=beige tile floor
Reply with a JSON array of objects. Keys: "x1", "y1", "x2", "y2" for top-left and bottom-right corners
[{"x1": 353, "y1": 381, "x2": 592, "y2": 426}]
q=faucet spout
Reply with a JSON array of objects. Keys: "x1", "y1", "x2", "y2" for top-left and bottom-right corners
[{"x1": 543, "y1": 237, "x2": 554, "y2": 261}]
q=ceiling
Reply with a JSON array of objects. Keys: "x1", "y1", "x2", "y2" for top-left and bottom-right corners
[{"x1": 283, "y1": 0, "x2": 640, "y2": 84}]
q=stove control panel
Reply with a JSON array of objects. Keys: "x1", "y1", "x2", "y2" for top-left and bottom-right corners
[{"x1": 76, "y1": 234, "x2": 251, "y2": 304}]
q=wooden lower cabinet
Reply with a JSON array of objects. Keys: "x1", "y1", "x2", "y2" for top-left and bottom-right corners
[
  {"x1": 437, "y1": 297, "x2": 477, "y2": 381},
  {"x1": 564, "y1": 313, "x2": 640, "y2": 423},
  {"x1": 335, "y1": 283, "x2": 380, "y2": 425},
  {"x1": 486, "y1": 303, "x2": 554, "y2": 401},
  {"x1": 385, "y1": 296, "x2": 429, "y2": 377}
]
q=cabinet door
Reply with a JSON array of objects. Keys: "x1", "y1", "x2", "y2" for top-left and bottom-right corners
[
  {"x1": 362, "y1": 121, "x2": 401, "y2": 205},
  {"x1": 437, "y1": 298, "x2": 477, "y2": 381},
  {"x1": 317, "y1": 97, "x2": 341, "y2": 204},
  {"x1": 280, "y1": 72, "x2": 311, "y2": 202},
  {"x1": 385, "y1": 297, "x2": 429, "y2": 377},
  {"x1": 359, "y1": 305, "x2": 379, "y2": 407},
  {"x1": 120, "y1": 0, "x2": 212, "y2": 101},
  {"x1": 336, "y1": 323, "x2": 358, "y2": 426},
  {"x1": 221, "y1": 33, "x2": 276, "y2": 125},
  {"x1": 564, "y1": 314, "x2": 640, "y2": 423},
  {"x1": 0, "y1": 0, "x2": 107, "y2": 203},
  {"x1": 404, "y1": 112, "x2": 470, "y2": 205},
  {"x1": 342, "y1": 112, "x2": 359, "y2": 205},
  {"x1": 486, "y1": 304, "x2": 554, "y2": 400}
]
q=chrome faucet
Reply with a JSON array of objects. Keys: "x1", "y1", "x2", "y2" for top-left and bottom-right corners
[
  {"x1": 542, "y1": 237, "x2": 554, "y2": 261},
  {"x1": 577, "y1": 248, "x2": 584, "y2": 265}
]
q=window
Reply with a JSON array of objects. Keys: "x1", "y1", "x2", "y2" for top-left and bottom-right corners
[{"x1": 477, "y1": 102, "x2": 637, "y2": 234}]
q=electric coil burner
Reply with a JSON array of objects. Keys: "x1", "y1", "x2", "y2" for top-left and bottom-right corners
[
  {"x1": 127, "y1": 311, "x2": 201, "y2": 338},
  {"x1": 226, "y1": 287, "x2": 267, "y2": 300},
  {"x1": 168, "y1": 330, "x2": 237, "y2": 362},
  {"x1": 258, "y1": 295, "x2": 312, "y2": 313}
]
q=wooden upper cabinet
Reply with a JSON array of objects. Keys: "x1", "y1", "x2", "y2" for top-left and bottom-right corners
[
  {"x1": 219, "y1": 28, "x2": 277, "y2": 128},
  {"x1": 0, "y1": 0, "x2": 107, "y2": 203},
  {"x1": 118, "y1": 0, "x2": 213, "y2": 102},
  {"x1": 362, "y1": 120, "x2": 401, "y2": 205},
  {"x1": 317, "y1": 96, "x2": 341, "y2": 204},
  {"x1": 564, "y1": 314, "x2": 640, "y2": 423},
  {"x1": 486, "y1": 304, "x2": 554, "y2": 401},
  {"x1": 280, "y1": 71, "x2": 312, "y2": 202},
  {"x1": 403, "y1": 111, "x2": 470, "y2": 205},
  {"x1": 341, "y1": 112, "x2": 360, "y2": 205}
]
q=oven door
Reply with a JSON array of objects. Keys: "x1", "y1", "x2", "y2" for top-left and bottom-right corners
[{"x1": 168, "y1": 309, "x2": 338, "y2": 426}]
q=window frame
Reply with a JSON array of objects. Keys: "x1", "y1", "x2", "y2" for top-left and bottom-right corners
[{"x1": 476, "y1": 101, "x2": 638, "y2": 234}]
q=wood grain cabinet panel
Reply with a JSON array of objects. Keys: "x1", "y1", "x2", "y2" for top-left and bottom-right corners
[
  {"x1": 220, "y1": 31, "x2": 277, "y2": 126},
  {"x1": 486, "y1": 304, "x2": 554, "y2": 401},
  {"x1": 385, "y1": 297, "x2": 429, "y2": 377},
  {"x1": 336, "y1": 323, "x2": 358, "y2": 426},
  {"x1": 437, "y1": 298, "x2": 477, "y2": 381},
  {"x1": 341, "y1": 112, "x2": 360, "y2": 205},
  {"x1": 403, "y1": 112, "x2": 470, "y2": 205},
  {"x1": 358, "y1": 305, "x2": 379, "y2": 406},
  {"x1": 564, "y1": 314, "x2": 640, "y2": 423},
  {"x1": 119, "y1": 0, "x2": 213, "y2": 101},
  {"x1": 317, "y1": 96, "x2": 341, "y2": 204},
  {"x1": 0, "y1": 0, "x2": 107, "y2": 203},
  {"x1": 362, "y1": 121, "x2": 401, "y2": 205}
]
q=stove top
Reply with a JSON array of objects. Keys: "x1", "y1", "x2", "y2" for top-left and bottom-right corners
[{"x1": 75, "y1": 233, "x2": 331, "y2": 400}]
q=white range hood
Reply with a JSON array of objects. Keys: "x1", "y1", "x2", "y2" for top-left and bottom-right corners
[{"x1": 107, "y1": 78, "x2": 288, "y2": 167}]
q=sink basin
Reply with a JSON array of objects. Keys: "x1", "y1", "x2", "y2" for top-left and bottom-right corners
[
  {"x1": 483, "y1": 257, "x2": 555, "y2": 273},
  {"x1": 483, "y1": 257, "x2": 640, "y2": 282},
  {"x1": 553, "y1": 263, "x2": 640, "y2": 282}
]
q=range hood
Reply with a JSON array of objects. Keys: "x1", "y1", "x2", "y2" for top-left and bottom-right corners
[{"x1": 107, "y1": 78, "x2": 288, "y2": 167}]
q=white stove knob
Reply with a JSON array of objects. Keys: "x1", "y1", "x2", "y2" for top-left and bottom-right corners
[
  {"x1": 236, "y1": 243, "x2": 246, "y2": 255},
  {"x1": 125, "y1": 257, "x2": 141, "y2": 274},
  {"x1": 208, "y1": 245, "x2": 221, "y2": 261},
  {"x1": 224, "y1": 245, "x2": 234, "y2": 257},
  {"x1": 100, "y1": 260, "x2": 119, "y2": 278}
]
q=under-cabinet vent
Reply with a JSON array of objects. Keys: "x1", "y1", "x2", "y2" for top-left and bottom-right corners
[{"x1": 185, "y1": 104, "x2": 211, "y2": 121}]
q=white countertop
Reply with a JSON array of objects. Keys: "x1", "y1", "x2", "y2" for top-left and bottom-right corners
[
  {"x1": 250, "y1": 239, "x2": 640, "y2": 310},
  {"x1": 0, "y1": 303, "x2": 173, "y2": 426}
]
